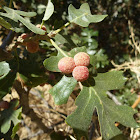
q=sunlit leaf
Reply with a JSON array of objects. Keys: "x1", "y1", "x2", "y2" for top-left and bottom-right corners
[
  {"x1": 0, "y1": 6, "x2": 45, "y2": 34},
  {"x1": 0, "y1": 61, "x2": 10, "y2": 80},
  {"x1": 66, "y1": 71, "x2": 138, "y2": 140},
  {"x1": 68, "y1": 3, "x2": 108, "y2": 27},
  {"x1": 49, "y1": 76, "x2": 77, "y2": 105},
  {"x1": 43, "y1": 0, "x2": 54, "y2": 21}
]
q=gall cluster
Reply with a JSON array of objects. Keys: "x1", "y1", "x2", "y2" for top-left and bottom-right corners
[
  {"x1": 19, "y1": 24, "x2": 47, "y2": 53},
  {"x1": 58, "y1": 52, "x2": 90, "y2": 82}
]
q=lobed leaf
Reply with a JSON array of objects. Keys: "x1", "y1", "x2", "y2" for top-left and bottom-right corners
[
  {"x1": 0, "y1": 6, "x2": 45, "y2": 34},
  {"x1": 49, "y1": 76, "x2": 77, "y2": 105},
  {"x1": 66, "y1": 71, "x2": 138, "y2": 140},
  {"x1": 43, "y1": 0, "x2": 54, "y2": 21},
  {"x1": 94, "y1": 70, "x2": 127, "y2": 91},
  {"x1": 0, "y1": 100, "x2": 22, "y2": 135},
  {"x1": 68, "y1": 3, "x2": 108, "y2": 27}
]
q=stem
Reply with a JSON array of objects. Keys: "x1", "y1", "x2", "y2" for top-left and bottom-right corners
[
  {"x1": 54, "y1": 21, "x2": 71, "y2": 34},
  {"x1": 9, "y1": 0, "x2": 13, "y2": 8},
  {"x1": 53, "y1": 13, "x2": 88, "y2": 35},
  {"x1": 48, "y1": 38, "x2": 68, "y2": 57},
  {"x1": 40, "y1": 20, "x2": 45, "y2": 29},
  {"x1": 0, "y1": 30, "x2": 15, "y2": 49},
  {"x1": 131, "y1": 96, "x2": 140, "y2": 109}
]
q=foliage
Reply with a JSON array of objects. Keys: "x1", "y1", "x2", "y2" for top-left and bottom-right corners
[
  {"x1": 0, "y1": 61, "x2": 16, "y2": 99},
  {"x1": 49, "y1": 76, "x2": 77, "y2": 105},
  {"x1": 66, "y1": 71, "x2": 137, "y2": 140},
  {"x1": 0, "y1": 99, "x2": 22, "y2": 139},
  {"x1": 68, "y1": 3, "x2": 107, "y2": 27},
  {"x1": 0, "y1": 0, "x2": 139, "y2": 140}
]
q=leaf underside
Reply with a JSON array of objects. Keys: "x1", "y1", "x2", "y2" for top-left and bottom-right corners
[
  {"x1": 0, "y1": 6, "x2": 45, "y2": 34},
  {"x1": 66, "y1": 71, "x2": 138, "y2": 140},
  {"x1": 68, "y1": 3, "x2": 108, "y2": 27},
  {"x1": 43, "y1": 0, "x2": 54, "y2": 21}
]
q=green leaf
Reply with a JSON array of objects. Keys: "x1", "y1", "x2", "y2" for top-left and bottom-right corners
[
  {"x1": 0, "y1": 17, "x2": 12, "y2": 29},
  {"x1": 66, "y1": 71, "x2": 138, "y2": 140},
  {"x1": 42, "y1": 0, "x2": 54, "y2": 21},
  {"x1": 0, "y1": 6, "x2": 45, "y2": 35},
  {"x1": 43, "y1": 46, "x2": 86, "y2": 72},
  {"x1": 18, "y1": 56, "x2": 48, "y2": 87},
  {"x1": 54, "y1": 34, "x2": 77, "y2": 50},
  {"x1": 94, "y1": 71, "x2": 127, "y2": 91},
  {"x1": 0, "y1": 100, "x2": 22, "y2": 134},
  {"x1": 11, "y1": 123, "x2": 20, "y2": 139},
  {"x1": 43, "y1": 49, "x2": 68, "y2": 72},
  {"x1": 0, "y1": 124, "x2": 14, "y2": 140},
  {"x1": 14, "y1": 10, "x2": 36, "y2": 17},
  {"x1": 68, "y1": 3, "x2": 108, "y2": 27},
  {"x1": 17, "y1": 14, "x2": 45, "y2": 35},
  {"x1": 68, "y1": 46, "x2": 87, "y2": 57},
  {"x1": 49, "y1": 76, "x2": 77, "y2": 105},
  {"x1": 0, "y1": 71, "x2": 16, "y2": 99},
  {"x1": 0, "y1": 61, "x2": 10, "y2": 80}
]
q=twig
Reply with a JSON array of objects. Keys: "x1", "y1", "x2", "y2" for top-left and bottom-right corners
[
  {"x1": 28, "y1": 130, "x2": 44, "y2": 139},
  {"x1": 131, "y1": 95, "x2": 140, "y2": 109},
  {"x1": 0, "y1": 30, "x2": 15, "y2": 49},
  {"x1": 29, "y1": 89, "x2": 67, "y2": 119},
  {"x1": 53, "y1": 22, "x2": 71, "y2": 34},
  {"x1": 106, "y1": 91, "x2": 122, "y2": 105},
  {"x1": 30, "y1": 104, "x2": 66, "y2": 119},
  {"x1": 9, "y1": 0, "x2": 13, "y2": 8},
  {"x1": 78, "y1": 82, "x2": 83, "y2": 90}
]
